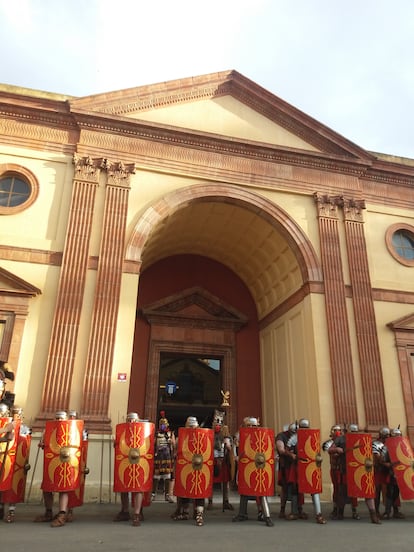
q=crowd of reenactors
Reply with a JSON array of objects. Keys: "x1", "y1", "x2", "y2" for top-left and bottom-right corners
[{"x1": 1, "y1": 364, "x2": 413, "y2": 528}]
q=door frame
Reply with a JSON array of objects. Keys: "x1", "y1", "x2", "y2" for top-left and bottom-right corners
[{"x1": 145, "y1": 340, "x2": 236, "y2": 431}]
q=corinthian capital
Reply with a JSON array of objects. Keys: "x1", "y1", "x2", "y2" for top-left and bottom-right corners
[
  {"x1": 72, "y1": 154, "x2": 102, "y2": 183},
  {"x1": 342, "y1": 198, "x2": 366, "y2": 222},
  {"x1": 106, "y1": 161, "x2": 136, "y2": 188},
  {"x1": 313, "y1": 192, "x2": 341, "y2": 219}
]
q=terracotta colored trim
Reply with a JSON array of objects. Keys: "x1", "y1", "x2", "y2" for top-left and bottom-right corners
[
  {"x1": 0, "y1": 245, "x2": 62, "y2": 266},
  {"x1": 37, "y1": 157, "x2": 100, "y2": 420},
  {"x1": 372, "y1": 288, "x2": 414, "y2": 303},
  {"x1": 314, "y1": 193, "x2": 358, "y2": 423},
  {"x1": 81, "y1": 163, "x2": 134, "y2": 433},
  {"x1": 343, "y1": 200, "x2": 387, "y2": 427},
  {"x1": 125, "y1": 183, "x2": 323, "y2": 287},
  {"x1": 258, "y1": 281, "x2": 324, "y2": 330},
  {"x1": 0, "y1": 163, "x2": 39, "y2": 215},
  {"x1": 385, "y1": 222, "x2": 414, "y2": 267}
]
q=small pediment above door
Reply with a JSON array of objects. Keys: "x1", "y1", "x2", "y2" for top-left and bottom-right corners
[
  {"x1": 141, "y1": 286, "x2": 247, "y2": 331},
  {"x1": 0, "y1": 266, "x2": 41, "y2": 297},
  {"x1": 388, "y1": 312, "x2": 414, "y2": 332}
]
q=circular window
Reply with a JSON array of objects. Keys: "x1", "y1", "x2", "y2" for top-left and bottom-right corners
[
  {"x1": 385, "y1": 223, "x2": 414, "y2": 267},
  {"x1": 0, "y1": 165, "x2": 38, "y2": 214},
  {"x1": 0, "y1": 175, "x2": 31, "y2": 207}
]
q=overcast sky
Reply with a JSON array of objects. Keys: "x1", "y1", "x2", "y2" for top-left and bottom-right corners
[{"x1": 0, "y1": 0, "x2": 413, "y2": 159}]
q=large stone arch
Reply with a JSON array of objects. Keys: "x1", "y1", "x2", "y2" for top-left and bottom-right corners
[{"x1": 125, "y1": 183, "x2": 322, "y2": 285}]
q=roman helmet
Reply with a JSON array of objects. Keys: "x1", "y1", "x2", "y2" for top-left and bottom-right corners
[
  {"x1": 185, "y1": 416, "x2": 199, "y2": 428},
  {"x1": 126, "y1": 412, "x2": 140, "y2": 422},
  {"x1": 379, "y1": 426, "x2": 390, "y2": 439}
]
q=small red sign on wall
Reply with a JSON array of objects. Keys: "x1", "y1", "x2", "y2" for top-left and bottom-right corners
[{"x1": 117, "y1": 373, "x2": 127, "y2": 382}]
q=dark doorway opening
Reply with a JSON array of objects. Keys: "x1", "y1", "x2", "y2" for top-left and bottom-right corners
[{"x1": 157, "y1": 353, "x2": 222, "y2": 432}]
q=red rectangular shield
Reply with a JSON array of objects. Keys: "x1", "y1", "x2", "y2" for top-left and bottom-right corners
[
  {"x1": 174, "y1": 427, "x2": 213, "y2": 499},
  {"x1": 42, "y1": 419, "x2": 83, "y2": 492},
  {"x1": 2, "y1": 431, "x2": 31, "y2": 503},
  {"x1": 297, "y1": 428, "x2": 322, "y2": 494},
  {"x1": 238, "y1": 427, "x2": 275, "y2": 497},
  {"x1": 68, "y1": 437, "x2": 88, "y2": 508},
  {"x1": 0, "y1": 418, "x2": 20, "y2": 492},
  {"x1": 113, "y1": 421, "x2": 155, "y2": 493},
  {"x1": 346, "y1": 432, "x2": 375, "y2": 498},
  {"x1": 386, "y1": 436, "x2": 414, "y2": 500}
]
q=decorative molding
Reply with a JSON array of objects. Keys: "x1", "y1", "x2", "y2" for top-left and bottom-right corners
[
  {"x1": 106, "y1": 161, "x2": 136, "y2": 188},
  {"x1": 342, "y1": 198, "x2": 366, "y2": 222},
  {"x1": 313, "y1": 193, "x2": 341, "y2": 218},
  {"x1": 141, "y1": 286, "x2": 248, "y2": 332}
]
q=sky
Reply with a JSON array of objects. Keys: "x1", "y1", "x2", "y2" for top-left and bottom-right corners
[{"x1": 0, "y1": 0, "x2": 413, "y2": 159}]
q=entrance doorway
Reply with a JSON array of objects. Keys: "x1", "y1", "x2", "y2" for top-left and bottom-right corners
[{"x1": 158, "y1": 353, "x2": 222, "y2": 432}]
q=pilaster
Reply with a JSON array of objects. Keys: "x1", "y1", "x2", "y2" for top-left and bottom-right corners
[
  {"x1": 81, "y1": 161, "x2": 135, "y2": 433},
  {"x1": 343, "y1": 198, "x2": 387, "y2": 428},
  {"x1": 314, "y1": 193, "x2": 358, "y2": 423},
  {"x1": 35, "y1": 156, "x2": 103, "y2": 427}
]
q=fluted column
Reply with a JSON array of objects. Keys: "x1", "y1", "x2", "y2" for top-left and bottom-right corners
[
  {"x1": 314, "y1": 193, "x2": 358, "y2": 423},
  {"x1": 342, "y1": 198, "x2": 387, "y2": 428},
  {"x1": 81, "y1": 161, "x2": 135, "y2": 433},
  {"x1": 36, "y1": 156, "x2": 103, "y2": 424}
]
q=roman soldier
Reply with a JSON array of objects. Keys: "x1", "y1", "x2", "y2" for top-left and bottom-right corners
[
  {"x1": 292, "y1": 418, "x2": 326, "y2": 524},
  {"x1": 379, "y1": 427, "x2": 406, "y2": 519},
  {"x1": 66, "y1": 410, "x2": 89, "y2": 522},
  {"x1": 152, "y1": 411, "x2": 176, "y2": 503},
  {"x1": 172, "y1": 415, "x2": 213, "y2": 526},
  {"x1": 207, "y1": 408, "x2": 234, "y2": 511},
  {"x1": 275, "y1": 421, "x2": 297, "y2": 519},
  {"x1": 329, "y1": 423, "x2": 380, "y2": 524},
  {"x1": 372, "y1": 426, "x2": 391, "y2": 518},
  {"x1": 113, "y1": 412, "x2": 155, "y2": 526},
  {"x1": 322, "y1": 423, "x2": 342, "y2": 519},
  {"x1": 232, "y1": 416, "x2": 274, "y2": 527},
  {"x1": 0, "y1": 405, "x2": 31, "y2": 523},
  {"x1": 34, "y1": 410, "x2": 84, "y2": 527}
]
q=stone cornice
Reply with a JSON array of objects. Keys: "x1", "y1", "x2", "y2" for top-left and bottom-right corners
[
  {"x1": 0, "y1": 96, "x2": 75, "y2": 130},
  {"x1": 71, "y1": 108, "x2": 372, "y2": 177},
  {"x1": 71, "y1": 70, "x2": 372, "y2": 160},
  {"x1": 0, "y1": 84, "x2": 413, "y2": 195}
]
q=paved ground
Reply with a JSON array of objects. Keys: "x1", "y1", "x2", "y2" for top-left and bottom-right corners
[{"x1": 2, "y1": 493, "x2": 414, "y2": 552}]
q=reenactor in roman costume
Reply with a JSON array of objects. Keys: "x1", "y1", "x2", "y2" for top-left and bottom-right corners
[
  {"x1": 152, "y1": 411, "x2": 176, "y2": 503},
  {"x1": 232, "y1": 416, "x2": 274, "y2": 527},
  {"x1": 322, "y1": 423, "x2": 342, "y2": 519},
  {"x1": 294, "y1": 418, "x2": 326, "y2": 524},
  {"x1": 372, "y1": 426, "x2": 391, "y2": 518},
  {"x1": 275, "y1": 422, "x2": 298, "y2": 519},
  {"x1": 380, "y1": 427, "x2": 411, "y2": 518},
  {"x1": 0, "y1": 405, "x2": 31, "y2": 522},
  {"x1": 207, "y1": 408, "x2": 234, "y2": 511},
  {"x1": 329, "y1": 423, "x2": 380, "y2": 524},
  {"x1": 172, "y1": 416, "x2": 213, "y2": 526},
  {"x1": 327, "y1": 424, "x2": 362, "y2": 520},
  {"x1": 66, "y1": 411, "x2": 89, "y2": 522},
  {"x1": 34, "y1": 410, "x2": 84, "y2": 527},
  {"x1": 113, "y1": 412, "x2": 155, "y2": 526}
]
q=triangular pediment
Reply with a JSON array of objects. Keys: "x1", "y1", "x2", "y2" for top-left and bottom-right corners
[
  {"x1": 70, "y1": 70, "x2": 372, "y2": 159},
  {"x1": 388, "y1": 313, "x2": 414, "y2": 331},
  {"x1": 0, "y1": 267, "x2": 41, "y2": 297},
  {"x1": 141, "y1": 286, "x2": 247, "y2": 330}
]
